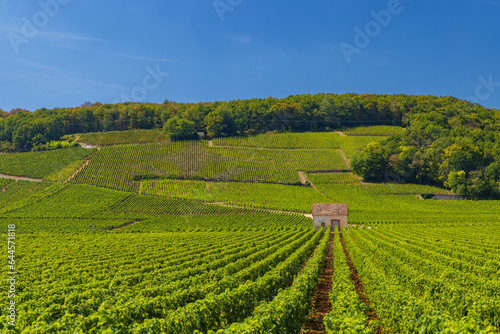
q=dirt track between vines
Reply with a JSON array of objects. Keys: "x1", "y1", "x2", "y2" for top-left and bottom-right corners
[
  {"x1": 300, "y1": 232, "x2": 334, "y2": 333},
  {"x1": 0, "y1": 174, "x2": 43, "y2": 182},
  {"x1": 339, "y1": 232, "x2": 382, "y2": 333}
]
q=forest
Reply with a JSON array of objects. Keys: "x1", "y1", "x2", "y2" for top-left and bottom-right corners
[{"x1": 350, "y1": 99, "x2": 500, "y2": 199}]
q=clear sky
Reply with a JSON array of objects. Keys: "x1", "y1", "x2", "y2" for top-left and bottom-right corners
[{"x1": 1, "y1": 0, "x2": 499, "y2": 111}]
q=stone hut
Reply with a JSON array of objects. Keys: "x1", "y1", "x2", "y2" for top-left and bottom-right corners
[{"x1": 312, "y1": 203, "x2": 348, "y2": 232}]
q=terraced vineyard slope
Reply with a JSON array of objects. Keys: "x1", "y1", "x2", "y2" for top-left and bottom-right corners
[{"x1": 70, "y1": 141, "x2": 347, "y2": 191}]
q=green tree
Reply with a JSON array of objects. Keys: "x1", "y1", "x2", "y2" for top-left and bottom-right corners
[
  {"x1": 351, "y1": 141, "x2": 389, "y2": 181},
  {"x1": 163, "y1": 117, "x2": 198, "y2": 141},
  {"x1": 439, "y1": 143, "x2": 483, "y2": 184},
  {"x1": 205, "y1": 108, "x2": 236, "y2": 138},
  {"x1": 445, "y1": 170, "x2": 467, "y2": 196}
]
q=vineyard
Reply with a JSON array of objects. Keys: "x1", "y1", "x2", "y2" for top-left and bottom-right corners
[
  {"x1": 341, "y1": 224, "x2": 500, "y2": 332},
  {"x1": 115, "y1": 214, "x2": 313, "y2": 233},
  {"x1": 343, "y1": 125, "x2": 405, "y2": 136},
  {"x1": 77, "y1": 129, "x2": 169, "y2": 146},
  {"x1": 0, "y1": 147, "x2": 95, "y2": 180},
  {"x1": 212, "y1": 132, "x2": 343, "y2": 149},
  {"x1": 1, "y1": 125, "x2": 499, "y2": 333},
  {"x1": 306, "y1": 173, "x2": 500, "y2": 224},
  {"x1": 141, "y1": 179, "x2": 329, "y2": 212},
  {"x1": 211, "y1": 131, "x2": 385, "y2": 159},
  {"x1": 70, "y1": 141, "x2": 348, "y2": 191},
  {"x1": 0, "y1": 225, "x2": 325, "y2": 332}
]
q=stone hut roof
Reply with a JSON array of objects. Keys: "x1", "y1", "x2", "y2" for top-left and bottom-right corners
[{"x1": 312, "y1": 203, "x2": 348, "y2": 216}]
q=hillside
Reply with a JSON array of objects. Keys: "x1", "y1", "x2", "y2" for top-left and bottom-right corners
[{"x1": 1, "y1": 124, "x2": 499, "y2": 333}]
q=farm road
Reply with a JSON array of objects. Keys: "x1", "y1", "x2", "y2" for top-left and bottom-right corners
[{"x1": 0, "y1": 174, "x2": 43, "y2": 182}]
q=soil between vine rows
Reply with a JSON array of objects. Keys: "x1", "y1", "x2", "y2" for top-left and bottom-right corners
[
  {"x1": 340, "y1": 231, "x2": 383, "y2": 333},
  {"x1": 300, "y1": 232, "x2": 334, "y2": 333}
]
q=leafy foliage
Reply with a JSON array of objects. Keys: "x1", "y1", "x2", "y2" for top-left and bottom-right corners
[
  {"x1": 351, "y1": 101, "x2": 500, "y2": 198},
  {"x1": 351, "y1": 142, "x2": 389, "y2": 181},
  {"x1": 163, "y1": 116, "x2": 198, "y2": 141},
  {"x1": 3, "y1": 94, "x2": 487, "y2": 152}
]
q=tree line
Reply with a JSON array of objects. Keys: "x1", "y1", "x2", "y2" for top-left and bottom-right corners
[{"x1": 0, "y1": 92, "x2": 418, "y2": 151}]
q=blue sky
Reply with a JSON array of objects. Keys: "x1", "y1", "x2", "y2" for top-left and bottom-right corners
[{"x1": 1, "y1": 0, "x2": 499, "y2": 111}]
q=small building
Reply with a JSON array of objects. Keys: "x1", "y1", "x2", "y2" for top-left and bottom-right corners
[
  {"x1": 196, "y1": 129, "x2": 206, "y2": 138},
  {"x1": 312, "y1": 203, "x2": 348, "y2": 232}
]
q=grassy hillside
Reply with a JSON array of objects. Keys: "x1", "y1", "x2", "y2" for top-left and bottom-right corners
[{"x1": 211, "y1": 132, "x2": 386, "y2": 159}]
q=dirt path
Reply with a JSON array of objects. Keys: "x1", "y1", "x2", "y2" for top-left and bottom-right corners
[
  {"x1": 205, "y1": 181, "x2": 213, "y2": 197},
  {"x1": 300, "y1": 232, "x2": 334, "y2": 333},
  {"x1": 335, "y1": 131, "x2": 347, "y2": 137},
  {"x1": 337, "y1": 148, "x2": 350, "y2": 168},
  {"x1": 77, "y1": 142, "x2": 100, "y2": 149},
  {"x1": 108, "y1": 220, "x2": 142, "y2": 231},
  {"x1": 138, "y1": 181, "x2": 143, "y2": 194},
  {"x1": 339, "y1": 232, "x2": 382, "y2": 332},
  {"x1": 303, "y1": 173, "x2": 333, "y2": 202},
  {"x1": 207, "y1": 140, "x2": 214, "y2": 147},
  {"x1": 298, "y1": 171, "x2": 308, "y2": 185},
  {"x1": 64, "y1": 160, "x2": 89, "y2": 183},
  {"x1": 0, "y1": 174, "x2": 43, "y2": 182}
]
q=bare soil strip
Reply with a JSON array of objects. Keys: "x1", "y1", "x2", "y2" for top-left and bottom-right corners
[
  {"x1": 298, "y1": 171, "x2": 308, "y2": 185},
  {"x1": 337, "y1": 148, "x2": 350, "y2": 167},
  {"x1": 64, "y1": 160, "x2": 90, "y2": 183},
  {"x1": 0, "y1": 174, "x2": 43, "y2": 182},
  {"x1": 138, "y1": 181, "x2": 143, "y2": 194},
  {"x1": 76, "y1": 142, "x2": 100, "y2": 149},
  {"x1": 300, "y1": 232, "x2": 334, "y2": 333},
  {"x1": 205, "y1": 181, "x2": 213, "y2": 197},
  {"x1": 108, "y1": 220, "x2": 142, "y2": 231},
  {"x1": 339, "y1": 232, "x2": 382, "y2": 332}
]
